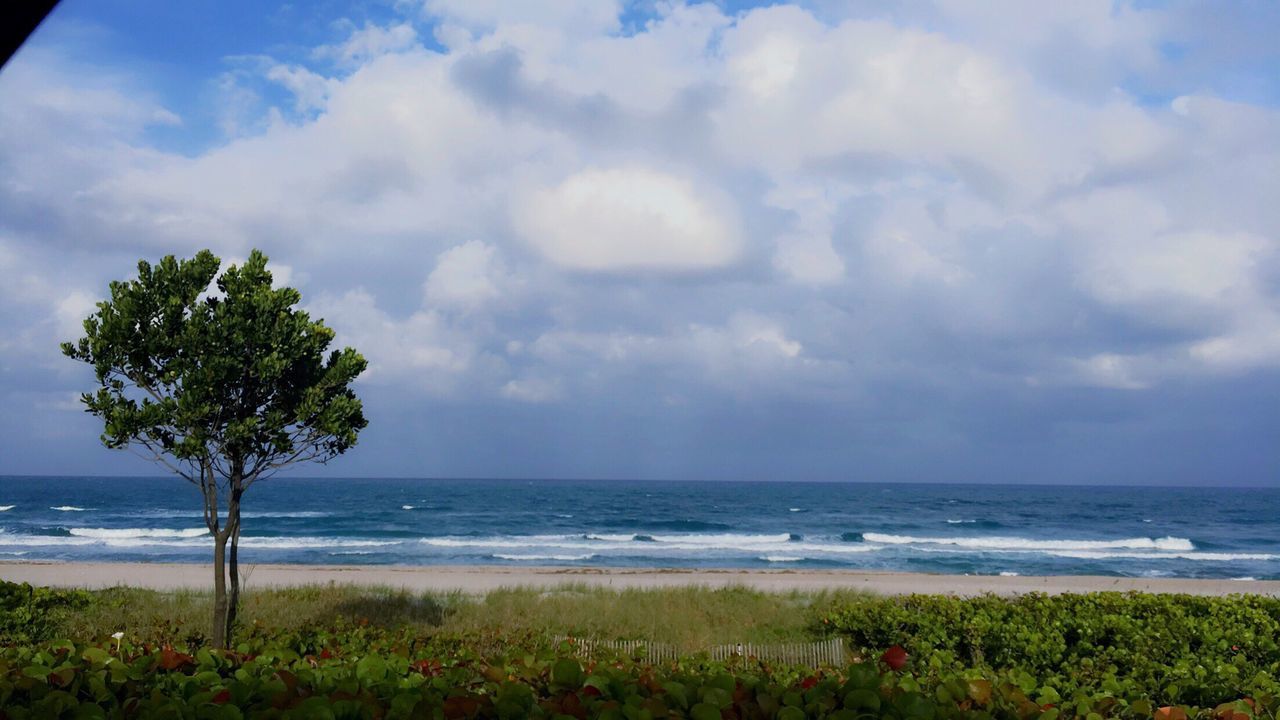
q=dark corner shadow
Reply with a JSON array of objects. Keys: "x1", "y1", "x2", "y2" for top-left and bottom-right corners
[{"x1": 2, "y1": 1, "x2": 61, "y2": 71}]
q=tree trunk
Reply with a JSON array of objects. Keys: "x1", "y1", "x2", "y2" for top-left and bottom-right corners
[
  {"x1": 212, "y1": 529, "x2": 229, "y2": 650},
  {"x1": 224, "y1": 484, "x2": 243, "y2": 649},
  {"x1": 201, "y1": 463, "x2": 229, "y2": 650}
]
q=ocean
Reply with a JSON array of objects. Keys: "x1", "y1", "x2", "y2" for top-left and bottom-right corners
[{"x1": 0, "y1": 476, "x2": 1276, "y2": 580}]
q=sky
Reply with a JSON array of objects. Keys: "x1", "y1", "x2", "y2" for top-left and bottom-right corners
[{"x1": 0, "y1": 1, "x2": 1278, "y2": 485}]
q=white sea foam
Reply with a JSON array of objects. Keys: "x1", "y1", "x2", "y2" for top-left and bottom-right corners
[
  {"x1": 999, "y1": 571, "x2": 1019, "y2": 577},
  {"x1": 237, "y1": 537, "x2": 400, "y2": 549},
  {"x1": 648, "y1": 533, "x2": 794, "y2": 546},
  {"x1": 0, "y1": 533, "x2": 399, "y2": 550},
  {"x1": 69, "y1": 528, "x2": 207, "y2": 539},
  {"x1": 402, "y1": 505, "x2": 415, "y2": 510},
  {"x1": 946, "y1": 519, "x2": 977, "y2": 524},
  {"x1": 0, "y1": 535, "x2": 97, "y2": 547},
  {"x1": 50, "y1": 506, "x2": 86, "y2": 512},
  {"x1": 493, "y1": 553, "x2": 595, "y2": 561},
  {"x1": 1231, "y1": 577, "x2": 1258, "y2": 581},
  {"x1": 863, "y1": 533, "x2": 1195, "y2": 552},
  {"x1": 419, "y1": 533, "x2": 881, "y2": 558},
  {"x1": 789, "y1": 508, "x2": 802, "y2": 512},
  {"x1": 420, "y1": 534, "x2": 582, "y2": 549},
  {"x1": 1050, "y1": 550, "x2": 1275, "y2": 562},
  {"x1": 761, "y1": 555, "x2": 803, "y2": 562},
  {"x1": 0, "y1": 505, "x2": 14, "y2": 512}
]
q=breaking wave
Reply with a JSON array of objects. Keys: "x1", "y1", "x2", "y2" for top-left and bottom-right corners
[
  {"x1": 863, "y1": 533, "x2": 1195, "y2": 552},
  {"x1": 69, "y1": 528, "x2": 207, "y2": 539}
]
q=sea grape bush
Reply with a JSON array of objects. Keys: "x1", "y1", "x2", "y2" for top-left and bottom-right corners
[
  {"x1": 2, "y1": 587, "x2": 1279, "y2": 717},
  {"x1": 819, "y1": 592, "x2": 1280, "y2": 712},
  {"x1": 0, "y1": 583, "x2": 92, "y2": 645},
  {"x1": 0, "y1": 627, "x2": 1275, "y2": 718}
]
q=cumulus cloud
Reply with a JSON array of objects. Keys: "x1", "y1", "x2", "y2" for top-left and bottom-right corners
[
  {"x1": 514, "y1": 167, "x2": 740, "y2": 273},
  {"x1": 424, "y1": 240, "x2": 507, "y2": 310},
  {"x1": 2, "y1": 0, "x2": 1279, "y2": 479},
  {"x1": 315, "y1": 21, "x2": 419, "y2": 67}
]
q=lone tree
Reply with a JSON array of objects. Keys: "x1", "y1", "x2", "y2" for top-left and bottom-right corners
[{"x1": 62, "y1": 250, "x2": 367, "y2": 648}]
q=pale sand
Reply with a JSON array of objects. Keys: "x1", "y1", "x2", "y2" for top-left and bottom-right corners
[{"x1": 1, "y1": 561, "x2": 1277, "y2": 596}]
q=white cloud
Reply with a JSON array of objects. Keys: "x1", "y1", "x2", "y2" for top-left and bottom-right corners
[
  {"x1": 307, "y1": 289, "x2": 474, "y2": 392},
  {"x1": 424, "y1": 240, "x2": 506, "y2": 310},
  {"x1": 500, "y1": 376, "x2": 561, "y2": 403},
  {"x1": 773, "y1": 233, "x2": 845, "y2": 285},
  {"x1": 316, "y1": 22, "x2": 418, "y2": 67},
  {"x1": 515, "y1": 167, "x2": 741, "y2": 273},
  {"x1": 266, "y1": 64, "x2": 338, "y2": 113},
  {"x1": 2, "y1": 0, "x2": 1279, "y2": 442},
  {"x1": 423, "y1": 0, "x2": 623, "y2": 39}
]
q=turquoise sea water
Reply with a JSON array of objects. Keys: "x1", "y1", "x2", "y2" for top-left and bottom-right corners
[{"x1": 0, "y1": 477, "x2": 1276, "y2": 579}]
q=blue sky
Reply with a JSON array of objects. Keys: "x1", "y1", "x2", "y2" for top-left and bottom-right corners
[{"x1": 0, "y1": 1, "x2": 1278, "y2": 484}]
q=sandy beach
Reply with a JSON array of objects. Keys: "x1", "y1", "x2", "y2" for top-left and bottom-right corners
[{"x1": 2, "y1": 561, "x2": 1276, "y2": 596}]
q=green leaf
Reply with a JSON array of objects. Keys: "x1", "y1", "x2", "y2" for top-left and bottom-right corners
[
  {"x1": 777, "y1": 707, "x2": 806, "y2": 720},
  {"x1": 22, "y1": 665, "x2": 52, "y2": 680},
  {"x1": 700, "y1": 686, "x2": 732, "y2": 710},
  {"x1": 356, "y1": 655, "x2": 387, "y2": 684},
  {"x1": 895, "y1": 692, "x2": 935, "y2": 720},
  {"x1": 844, "y1": 689, "x2": 881, "y2": 710},
  {"x1": 844, "y1": 663, "x2": 879, "y2": 690},
  {"x1": 551, "y1": 658, "x2": 583, "y2": 689},
  {"x1": 662, "y1": 681, "x2": 689, "y2": 709},
  {"x1": 689, "y1": 703, "x2": 722, "y2": 720},
  {"x1": 81, "y1": 648, "x2": 111, "y2": 665}
]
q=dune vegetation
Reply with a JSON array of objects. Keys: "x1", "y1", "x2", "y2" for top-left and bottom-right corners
[{"x1": 3, "y1": 580, "x2": 1278, "y2": 718}]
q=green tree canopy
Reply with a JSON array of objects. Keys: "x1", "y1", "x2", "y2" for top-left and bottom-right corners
[{"x1": 62, "y1": 249, "x2": 367, "y2": 646}]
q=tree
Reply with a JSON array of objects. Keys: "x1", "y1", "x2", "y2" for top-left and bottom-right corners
[{"x1": 62, "y1": 249, "x2": 367, "y2": 648}]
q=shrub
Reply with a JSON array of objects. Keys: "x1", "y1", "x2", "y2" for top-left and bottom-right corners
[{"x1": 0, "y1": 581, "x2": 93, "y2": 644}]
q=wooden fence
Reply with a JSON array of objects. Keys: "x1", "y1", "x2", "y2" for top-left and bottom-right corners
[{"x1": 559, "y1": 637, "x2": 849, "y2": 668}]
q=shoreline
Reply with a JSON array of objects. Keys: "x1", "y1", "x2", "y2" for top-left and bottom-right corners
[{"x1": 2, "y1": 561, "x2": 1277, "y2": 596}]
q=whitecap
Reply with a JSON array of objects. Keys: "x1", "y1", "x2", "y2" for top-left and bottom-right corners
[
  {"x1": 998, "y1": 571, "x2": 1019, "y2": 577},
  {"x1": 402, "y1": 505, "x2": 415, "y2": 510},
  {"x1": 50, "y1": 506, "x2": 86, "y2": 512},
  {"x1": 420, "y1": 534, "x2": 584, "y2": 549},
  {"x1": 493, "y1": 553, "x2": 595, "y2": 561},
  {"x1": 863, "y1": 533, "x2": 1195, "y2": 552},
  {"x1": 761, "y1": 555, "x2": 803, "y2": 562},
  {"x1": 789, "y1": 508, "x2": 802, "y2": 512},
  {"x1": 0, "y1": 535, "x2": 96, "y2": 547},
  {"x1": 69, "y1": 528, "x2": 207, "y2": 539},
  {"x1": 647, "y1": 532, "x2": 794, "y2": 546},
  {"x1": 1051, "y1": 550, "x2": 1275, "y2": 562},
  {"x1": 946, "y1": 519, "x2": 977, "y2": 524},
  {"x1": 1230, "y1": 577, "x2": 1258, "y2": 581},
  {"x1": 0, "y1": 505, "x2": 14, "y2": 512},
  {"x1": 237, "y1": 537, "x2": 400, "y2": 550},
  {"x1": 419, "y1": 533, "x2": 883, "y2": 558}
]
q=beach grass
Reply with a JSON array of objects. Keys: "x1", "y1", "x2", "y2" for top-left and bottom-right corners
[{"x1": 53, "y1": 582, "x2": 864, "y2": 649}]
